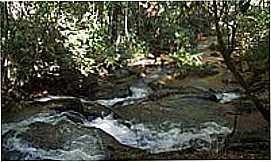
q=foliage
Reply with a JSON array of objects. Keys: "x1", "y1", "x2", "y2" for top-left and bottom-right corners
[
  {"x1": 170, "y1": 48, "x2": 202, "y2": 68},
  {"x1": 1, "y1": 2, "x2": 72, "y2": 89},
  {"x1": 239, "y1": 4, "x2": 270, "y2": 67},
  {"x1": 1, "y1": 1, "x2": 269, "y2": 108},
  {"x1": 208, "y1": 0, "x2": 270, "y2": 122}
]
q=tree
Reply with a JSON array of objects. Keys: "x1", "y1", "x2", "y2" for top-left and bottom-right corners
[{"x1": 210, "y1": 0, "x2": 269, "y2": 122}]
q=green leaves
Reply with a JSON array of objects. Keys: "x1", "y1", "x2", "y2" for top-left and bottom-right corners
[
  {"x1": 3, "y1": 1, "x2": 268, "y2": 103},
  {"x1": 170, "y1": 48, "x2": 202, "y2": 68}
]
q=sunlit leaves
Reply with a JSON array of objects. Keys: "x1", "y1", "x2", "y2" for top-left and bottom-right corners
[{"x1": 170, "y1": 48, "x2": 202, "y2": 68}]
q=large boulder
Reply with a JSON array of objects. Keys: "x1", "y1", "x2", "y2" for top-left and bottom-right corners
[
  {"x1": 113, "y1": 93, "x2": 236, "y2": 127},
  {"x1": 111, "y1": 91, "x2": 236, "y2": 153}
]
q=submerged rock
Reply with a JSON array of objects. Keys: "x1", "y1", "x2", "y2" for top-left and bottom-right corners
[{"x1": 20, "y1": 121, "x2": 67, "y2": 150}]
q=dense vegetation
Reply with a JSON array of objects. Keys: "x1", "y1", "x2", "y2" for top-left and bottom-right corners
[{"x1": 1, "y1": 1, "x2": 269, "y2": 120}]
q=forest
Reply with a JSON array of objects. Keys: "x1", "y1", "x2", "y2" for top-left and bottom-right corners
[{"x1": 1, "y1": 0, "x2": 270, "y2": 160}]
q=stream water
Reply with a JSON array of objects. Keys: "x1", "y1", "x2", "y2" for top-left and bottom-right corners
[{"x1": 1, "y1": 70, "x2": 241, "y2": 160}]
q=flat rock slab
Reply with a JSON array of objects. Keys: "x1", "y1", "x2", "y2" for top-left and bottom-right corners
[{"x1": 113, "y1": 94, "x2": 235, "y2": 128}]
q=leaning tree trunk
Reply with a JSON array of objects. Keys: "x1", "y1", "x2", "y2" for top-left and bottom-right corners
[
  {"x1": 221, "y1": 49, "x2": 270, "y2": 122},
  {"x1": 213, "y1": 2, "x2": 270, "y2": 123}
]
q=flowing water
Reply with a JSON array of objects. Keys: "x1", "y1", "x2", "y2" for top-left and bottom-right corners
[
  {"x1": 215, "y1": 92, "x2": 240, "y2": 104},
  {"x1": 2, "y1": 112, "x2": 106, "y2": 160},
  {"x1": 87, "y1": 114, "x2": 232, "y2": 153},
  {"x1": 2, "y1": 70, "x2": 241, "y2": 160},
  {"x1": 96, "y1": 86, "x2": 151, "y2": 107}
]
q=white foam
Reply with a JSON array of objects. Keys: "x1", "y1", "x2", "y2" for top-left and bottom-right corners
[
  {"x1": 2, "y1": 113, "x2": 105, "y2": 161},
  {"x1": 33, "y1": 86, "x2": 150, "y2": 108},
  {"x1": 34, "y1": 95, "x2": 76, "y2": 102},
  {"x1": 2, "y1": 112, "x2": 63, "y2": 135},
  {"x1": 87, "y1": 115, "x2": 232, "y2": 153},
  {"x1": 3, "y1": 134, "x2": 105, "y2": 161},
  {"x1": 87, "y1": 114, "x2": 138, "y2": 146},
  {"x1": 216, "y1": 92, "x2": 240, "y2": 104},
  {"x1": 96, "y1": 86, "x2": 150, "y2": 107}
]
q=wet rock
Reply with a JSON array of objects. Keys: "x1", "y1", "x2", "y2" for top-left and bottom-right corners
[
  {"x1": 16, "y1": 97, "x2": 114, "y2": 123},
  {"x1": 162, "y1": 69, "x2": 241, "y2": 93},
  {"x1": 195, "y1": 66, "x2": 220, "y2": 78},
  {"x1": 53, "y1": 69, "x2": 84, "y2": 95},
  {"x1": 111, "y1": 83, "x2": 132, "y2": 98},
  {"x1": 12, "y1": 118, "x2": 106, "y2": 160},
  {"x1": 111, "y1": 92, "x2": 236, "y2": 153},
  {"x1": 2, "y1": 129, "x2": 17, "y2": 140},
  {"x1": 54, "y1": 99, "x2": 84, "y2": 114},
  {"x1": 95, "y1": 128, "x2": 147, "y2": 160},
  {"x1": 83, "y1": 102, "x2": 112, "y2": 119},
  {"x1": 2, "y1": 111, "x2": 146, "y2": 160},
  {"x1": 20, "y1": 121, "x2": 67, "y2": 150},
  {"x1": 94, "y1": 77, "x2": 135, "y2": 100},
  {"x1": 113, "y1": 94, "x2": 235, "y2": 126},
  {"x1": 79, "y1": 74, "x2": 99, "y2": 100},
  {"x1": 1, "y1": 148, "x2": 30, "y2": 161},
  {"x1": 51, "y1": 99, "x2": 114, "y2": 122},
  {"x1": 2, "y1": 101, "x2": 51, "y2": 123},
  {"x1": 61, "y1": 111, "x2": 86, "y2": 124},
  {"x1": 2, "y1": 129, "x2": 40, "y2": 161},
  {"x1": 87, "y1": 114, "x2": 100, "y2": 121}
]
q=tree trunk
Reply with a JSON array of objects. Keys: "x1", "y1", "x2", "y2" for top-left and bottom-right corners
[
  {"x1": 1, "y1": 2, "x2": 9, "y2": 86},
  {"x1": 137, "y1": 2, "x2": 140, "y2": 35},
  {"x1": 124, "y1": 2, "x2": 129, "y2": 38},
  {"x1": 222, "y1": 50, "x2": 270, "y2": 122},
  {"x1": 213, "y1": 2, "x2": 270, "y2": 123},
  {"x1": 111, "y1": 3, "x2": 118, "y2": 43}
]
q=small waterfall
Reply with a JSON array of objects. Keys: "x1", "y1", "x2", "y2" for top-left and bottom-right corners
[
  {"x1": 96, "y1": 85, "x2": 151, "y2": 107},
  {"x1": 215, "y1": 92, "x2": 240, "y2": 104},
  {"x1": 87, "y1": 115, "x2": 232, "y2": 153}
]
